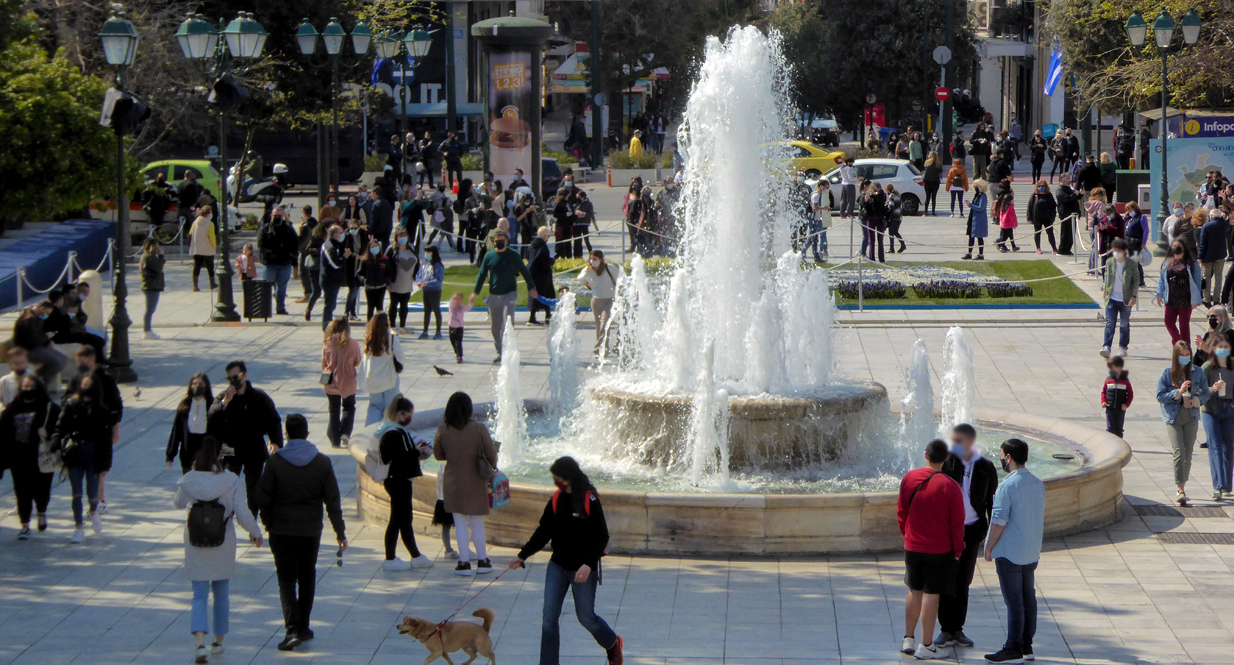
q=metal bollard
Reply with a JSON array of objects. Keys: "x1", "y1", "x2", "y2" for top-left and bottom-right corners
[
  {"x1": 67, "y1": 251, "x2": 77, "y2": 284},
  {"x1": 16, "y1": 269, "x2": 23, "y2": 308}
]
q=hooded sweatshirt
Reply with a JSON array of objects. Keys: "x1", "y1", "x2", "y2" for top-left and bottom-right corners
[
  {"x1": 377, "y1": 421, "x2": 428, "y2": 482},
  {"x1": 175, "y1": 470, "x2": 262, "y2": 581},
  {"x1": 255, "y1": 439, "x2": 346, "y2": 541}
]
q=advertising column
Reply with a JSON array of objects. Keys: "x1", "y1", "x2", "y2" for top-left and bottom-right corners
[{"x1": 488, "y1": 48, "x2": 534, "y2": 186}]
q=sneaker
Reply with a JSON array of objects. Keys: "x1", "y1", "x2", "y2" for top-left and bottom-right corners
[
  {"x1": 984, "y1": 647, "x2": 1024, "y2": 663},
  {"x1": 935, "y1": 632, "x2": 955, "y2": 647},
  {"x1": 456, "y1": 356, "x2": 463, "y2": 364},
  {"x1": 445, "y1": 549, "x2": 459, "y2": 559},
  {"x1": 383, "y1": 557, "x2": 412, "y2": 571},
  {"x1": 210, "y1": 643, "x2": 224, "y2": 655},
  {"x1": 410, "y1": 555, "x2": 434, "y2": 568},
  {"x1": 1215, "y1": 491, "x2": 1223, "y2": 501},
  {"x1": 341, "y1": 435, "x2": 350, "y2": 447},
  {"x1": 419, "y1": 331, "x2": 429, "y2": 339},
  {"x1": 606, "y1": 635, "x2": 624, "y2": 665},
  {"x1": 70, "y1": 528, "x2": 84, "y2": 543},
  {"x1": 17, "y1": 527, "x2": 31, "y2": 540},
  {"x1": 90, "y1": 513, "x2": 102, "y2": 534},
  {"x1": 492, "y1": 356, "x2": 502, "y2": 364},
  {"x1": 433, "y1": 332, "x2": 443, "y2": 340},
  {"x1": 1023, "y1": 645, "x2": 1034, "y2": 660},
  {"x1": 195, "y1": 645, "x2": 208, "y2": 664},
  {"x1": 914, "y1": 643, "x2": 946, "y2": 660},
  {"x1": 951, "y1": 630, "x2": 974, "y2": 647},
  {"x1": 1116, "y1": 347, "x2": 1128, "y2": 358},
  {"x1": 142, "y1": 330, "x2": 161, "y2": 340},
  {"x1": 475, "y1": 558, "x2": 493, "y2": 574},
  {"x1": 454, "y1": 561, "x2": 474, "y2": 576},
  {"x1": 277, "y1": 633, "x2": 301, "y2": 651},
  {"x1": 1035, "y1": 248, "x2": 1043, "y2": 254},
  {"x1": 1099, "y1": 346, "x2": 1110, "y2": 359},
  {"x1": 96, "y1": 502, "x2": 108, "y2": 515},
  {"x1": 298, "y1": 628, "x2": 314, "y2": 641},
  {"x1": 902, "y1": 636, "x2": 916, "y2": 654},
  {"x1": 1178, "y1": 491, "x2": 1189, "y2": 506},
  {"x1": 37, "y1": 514, "x2": 47, "y2": 532}
]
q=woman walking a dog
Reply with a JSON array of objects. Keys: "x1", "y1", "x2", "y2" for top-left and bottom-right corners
[{"x1": 509, "y1": 456, "x2": 624, "y2": 665}]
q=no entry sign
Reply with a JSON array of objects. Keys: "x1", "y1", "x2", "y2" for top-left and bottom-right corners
[{"x1": 934, "y1": 87, "x2": 950, "y2": 102}]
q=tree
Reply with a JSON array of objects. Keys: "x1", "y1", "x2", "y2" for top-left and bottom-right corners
[
  {"x1": 1045, "y1": 0, "x2": 1234, "y2": 112},
  {"x1": 0, "y1": 36, "x2": 113, "y2": 221}
]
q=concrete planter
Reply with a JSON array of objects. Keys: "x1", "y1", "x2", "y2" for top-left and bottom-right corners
[
  {"x1": 609, "y1": 168, "x2": 661, "y2": 187},
  {"x1": 353, "y1": 404, "x2": 1131, "y2": 556}
]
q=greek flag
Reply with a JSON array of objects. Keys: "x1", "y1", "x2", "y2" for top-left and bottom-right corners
[
  {"x1": 1043, "y1": 49, "x2": 1064, "y2": 96},
  {"x1": 371, "y1": 58, "x2": 386, "y2": 86}
]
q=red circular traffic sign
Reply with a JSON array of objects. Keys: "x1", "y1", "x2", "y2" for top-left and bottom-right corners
[{"x1": 934, "y1": 87, "x2": 950, "y2": 101}]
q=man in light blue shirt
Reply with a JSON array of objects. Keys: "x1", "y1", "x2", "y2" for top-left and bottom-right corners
[{"x1": 983, "y1": 438, "x2": 1046, "y2": 664}]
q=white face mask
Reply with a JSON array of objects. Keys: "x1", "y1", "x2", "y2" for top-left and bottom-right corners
[
  {"x1": 589, "y1": 259, "x2": 600, "y2": 268},
  {"x1": 1113, "y1": 251, "x2": 1125, "y2": 261}
]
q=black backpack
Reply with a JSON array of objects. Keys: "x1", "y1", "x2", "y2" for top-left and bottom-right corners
[{"x1": 187, "y1": 498, "x2": 230, "y2": 547}]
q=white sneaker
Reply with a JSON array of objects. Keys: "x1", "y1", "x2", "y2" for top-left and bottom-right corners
[
  {"x1": 210, "y1": 643, "x2": 224, "y2": 655},
  {"x1": 383, "y1": 557, "x2": 412, "y2": 571},
  {"x1": 410, "y1": 555, "x2": 435, "y2": 568},
  {"x1": 1116, "y1": 346, "x2": 1128, "y2": 358},
  {"x1": 901, "y1": 636, "x2": 916, "y2": 654},
  {"x1": 142, "y1": 331, "x2": 161, "y2": 340},
  {"x1": 90, "y1": 513, "x2": 102, "y2": 534},
  {"x1": 1099, "y1": 346, "x2": 1111, "y2": 359},
  {"x1": 70, "y1": 528, "x2": 84, "y2": 543},
  {"x1": 914, "y1": 643, "x2": 946, "y2": 660},
  {"x1": 96, "y1": 502, "x2": 108, "y2": 515}
]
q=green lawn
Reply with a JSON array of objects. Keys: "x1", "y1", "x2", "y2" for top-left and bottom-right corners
[
  {"x1": 830, "y1": 260, "x2": 1096, "y2": 307},
  {"x1": 416, "y1": 265, "x2": 592, "y2": 307}
]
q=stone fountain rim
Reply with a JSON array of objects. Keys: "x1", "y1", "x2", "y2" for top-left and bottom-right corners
[
  {"x1": 586, "y1": 379, "x2": 888, "y2": 408},
  {"x1": 357, "y1": 400, "x2": 1131, "y2": 504}
]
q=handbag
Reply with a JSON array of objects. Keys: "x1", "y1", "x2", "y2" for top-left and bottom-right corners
[
  {"x1": 476, "y1": 443, "x2": 496, "y2": 481},
  {"x1": 319, "y1": 371, "x2": 334, "y2": 386},
  {"x1": 60, "y1": 437, "x2": 82, "y2": 468},
  {"x1": 35, "y1": 407, "x2": 61, "y2": 474}
]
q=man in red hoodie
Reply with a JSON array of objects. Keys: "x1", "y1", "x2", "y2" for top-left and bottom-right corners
[{"x1": 896, "y1": 439, "x2": 966, "y2": 660}]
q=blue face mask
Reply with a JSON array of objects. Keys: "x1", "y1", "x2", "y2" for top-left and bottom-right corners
[
  {"x1": 368, "y1": 246, "x2": 379, "y2": 255},
  {"x1": 1218, "y1": 348, "x2": 1232, "y2": 359},
  {"x1": 349, "y1": 229, "x2": 358, "y2": 236},
  {"x1": 38, "y1": 314, "x2": 48, "y2": 321},
  {"x1": 397, "y1": 237, "x2": 408, "y2": 245},
  {"x1": 1179, "y1": 355, "x2": 1192, "y2": 365}
]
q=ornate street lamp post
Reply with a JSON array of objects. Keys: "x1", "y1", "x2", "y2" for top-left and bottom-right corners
[{"x1": 296, "y1": 18, "x2": 372, "y2": 192}]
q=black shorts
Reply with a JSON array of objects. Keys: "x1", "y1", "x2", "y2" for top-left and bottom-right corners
[{"x1": 904, "y1": 550, "x2": 956, "y2": 594}]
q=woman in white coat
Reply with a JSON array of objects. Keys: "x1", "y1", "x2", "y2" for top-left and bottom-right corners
[{"x1": 174, "y1": 436, "x2": 263, "y2": 664}]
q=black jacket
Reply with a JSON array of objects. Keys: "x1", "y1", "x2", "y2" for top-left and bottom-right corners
[
  {"x1": 12, "y1": 317, "x2": 50, "y2": 351},
  {"x1": 378, "y1": 427, "x2": 424, "y2": 482},
  {"x1": 0, "y1": 395, "x2": 58, "y2": 472},
  {"x1": 527, "y1": 237, "x2": 556, "y2": 293},
  {"x1": 255, "y1": 440, "x2": 346, "y2": 540},
  {"x1": 207, "y1": 382, "x2": 282, "y2": 462},
  {"x1": 52, "y1": 397, "x2": 115, "y2": 469},
  {"x1": 1026, "y1": 191, "x2": 1057, "y2": 226},
  {"x1": 66, "y1": 368, "x2": 123, "y2": 431},
  {"x1": 1077, "y1": 163, "x2": 1102, "y2": 192},
  {"x1": 518, "y1": 490, "x2": 609, "y2": 574},
  {"x1": 258, "y1": 219, "x2": 300, "y2": 266},
  {"x1": 940, "y1": 452, "x2": 998, "y2": 535},
  {"x1": 319, "y1": 239, "x2": 348, "y2": 289},
  {"x1": 166, "y1": 395, "x2": 213, "y2": 466},
  {"x1": 370, "y1": 199, "x2": 394, "y2": 247},
  {"x1": 1056, "y1": 184, "x2": 1081, "y2": 219},
  {"x1": 359, "y1": 255, "x2": 393, "y2": 290}
]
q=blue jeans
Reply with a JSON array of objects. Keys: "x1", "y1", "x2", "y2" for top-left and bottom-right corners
[
  {"x1": 1204, "y1": 409, "x2": 1234, "y2": 492},
  {"x1": 1103, "y1": 299, "x2": 1131, "y2": 349},
  {"x1": 995, "y1": 557, "x2": 1038, "y2": 653},
  {"x1": 804, "y1": 219, "x2": 825, "y2": 260},
  {"x1": 191, "y1": 580, "x2": 230, "y2": 636},
  {"x1": 540, "y1": 561, "x2": 617, "y2": 665},
  {"x1": 367, "y1": 386, "x2": 400, "y2": 426},
  {"x1": 264, "y1": 264, "x2": 293, "y2": 313},
  {"x1": 67, "y1": 441, "x2": 99, "y2": 527},
  {"x1": 143, "y1": 290, "x2": 160, "y2": 332},
  {"x1": 321, "y1": 284, "x2": 341, "y2": 332}
]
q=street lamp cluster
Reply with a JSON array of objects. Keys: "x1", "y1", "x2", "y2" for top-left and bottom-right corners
[
  {"x1": 296, "y1": 18, "x2": 371, "y2": 196},
  {"x1": 373, "y1": 28, "x2": 434, "y2": 181},
  {"x1": 1124, "y1": 8, "x2": 1202, "y2": 248}
]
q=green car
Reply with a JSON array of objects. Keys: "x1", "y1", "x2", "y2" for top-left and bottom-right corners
[{"x1": 140, "y1": 159, "x2": 224, "y2": 202}]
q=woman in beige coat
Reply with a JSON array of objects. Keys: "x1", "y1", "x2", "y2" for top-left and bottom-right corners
[
  {"x1": 433, "y1": 391, "x2": 498, "y2": 577},
  {"x1": 189, "y1": 206, "x2": 217, "y2": 291}
]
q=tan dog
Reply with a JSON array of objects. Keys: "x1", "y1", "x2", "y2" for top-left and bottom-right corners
[{"x1": 396, "y1": 608, "x2": 496, "y2": 665}]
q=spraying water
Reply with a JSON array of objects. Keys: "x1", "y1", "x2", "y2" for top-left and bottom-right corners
[
  {"x1": 688, "y1": 341, "x2": 731, "y2": 486},
  {"x1": 901, "y1": 340, "x2": 936, "y2": 456},
  {"x1": 939, "y1": 326, "x2": 976, "y2": 433},
  {"x1": 547, "y1": 292, "x2": 581, "y2": 420},
  {"x1": 493, "y1": 316, "x2": 528, "y2": 465}
]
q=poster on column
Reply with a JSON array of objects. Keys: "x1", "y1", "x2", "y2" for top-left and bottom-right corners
[
  {"x1": 488, "y1": 48, "x2": 533, "y2": 183},
  {"x1": 1149, "y1": 137, "x2": 1234, "y2": 211}
]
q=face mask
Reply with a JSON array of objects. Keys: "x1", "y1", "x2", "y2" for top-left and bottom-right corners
[
  {"x1": 553, "y1": 479, "x2": 569, "y2": 492},
  {"x1": 1211, "y1": 317, "x2": 1220, "y2": 328},
  {"x1": 38, "y1": 314, "x2": 48, "y2": 321},
  {"x1": 328, "y1": 200, "x2": 337, "y2": 207},
  {"x1": 1219, "y1": 348, "x2": 1233, "y2": 359},
  {"x1": 349, "y1": 229, "x2": 358, "y2": 236},
  {"x1": 1000, "y1": 457, "x2": 1011, "y2": 473},
  {"x1": 369, "y1": 247, "x2": 379, "y2": 255},
  {"x1": 495, "y1": 240, "x2": 507, "y2": 251},
  {"x1": 192, "y1": 385, "x2": 206, "y2": 397},
  {"x1": 19, "y1": 389, "x2": 34, "y2": 401},
  {"x1": 948, "y1": 442, "x2": 963, "y2": 457},
  {"x1": 397, "y1": 237, "x2": 408, "y2": 245},
  {"x1": 228, "y1": 376, "x2": 243, "y2": 388},
  {"x1": 590, "y1": 259, "x2": 600, "y2": 268},
  {"x1": 1179, "y1": 356, "x2": 1192, "y2": 366},
  {"x1": 76, "y1": 364, "x2": 90, "y2": 374},
  {"x1": 1113, "y1": 251, "x2": 1125, "y2": 261},
  {"x1": 398, "y1": 415, "x2": 413, "y2": 427},
  {"x1": 1109, "y1": 369, "x2": 1120, "y2": 379}
]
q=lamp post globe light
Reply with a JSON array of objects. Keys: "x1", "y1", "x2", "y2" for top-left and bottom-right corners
[
  {"x1": 99, "y1": 6, "x2": 140, "y2": 382},
  {"x1": 370, "y1": 26, "x2": 433, "y2": 185},
  {"x1": 175, "y1": 12, "x2": 267, "y2": 322},
  {"x1": 295, "y1": 18, "x2": 371, "y2": 195},
  {"x1": 1125, "y1": 7, "x2": 1201, "y2": 255}
]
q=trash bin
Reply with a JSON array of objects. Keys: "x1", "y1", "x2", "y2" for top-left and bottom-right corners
[{"x1": 242, "y1": 279, "x2": 273, "y2": 322}]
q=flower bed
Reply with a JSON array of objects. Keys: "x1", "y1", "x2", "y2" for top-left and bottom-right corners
[
  {"x1": 833, "y1": 279, "x2": 907, "y2": 300},
  {"x1": 987, "y1": 282, "x2": 1034, "y2": 298},
  {"x1": 912, "y1": 279, "x2": 983, "y2": 299}
]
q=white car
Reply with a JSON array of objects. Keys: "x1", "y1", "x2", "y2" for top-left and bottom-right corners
[{"x1": 814, "y1": 159, "x2": 927, "y2": 216}]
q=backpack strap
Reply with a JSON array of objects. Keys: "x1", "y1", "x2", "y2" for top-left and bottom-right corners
[
  {"x1": 551, "y1": 489, "x2": 594, "y2": 516},
  {"x1": 551, "y1": 489, "x2": 561, "y2": 514}
]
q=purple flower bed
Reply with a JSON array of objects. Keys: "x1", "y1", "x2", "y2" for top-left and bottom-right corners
[
  {"x1": 833, "y1": 279, "x2": 907, "y2": 300},
  {"x1": 986, "y1": 282, "x2": 1034, "y2": 298},
  {"x1": 913, "y1": 279, "x2": 983, "y2": 299}
]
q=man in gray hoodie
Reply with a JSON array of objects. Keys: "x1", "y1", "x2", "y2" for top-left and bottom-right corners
[{"x1": 255, "y1": 414, "x2": 347, "y2": 651}]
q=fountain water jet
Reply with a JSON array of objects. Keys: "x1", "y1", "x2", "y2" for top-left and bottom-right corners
[
  {"x1": 547, "y1": 292, "x2": 581, "y2": 420},
  {"x1": 901, "y1": 340, "x2": 936, "y2": 457},
  {"x1": 493, "y1": 316, "x2": 527, "y2": 464},
  {"x1": 939, "y1": 326, "x2": 976, "y2": 434}
]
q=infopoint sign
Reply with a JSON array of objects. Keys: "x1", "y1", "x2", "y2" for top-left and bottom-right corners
[
  {"x1": 1149, "y1": 136, "x2": 1234, "y2": 210},
  {"x1": 1168, "y1": 115, "x2": 1234, "y2": 138}
]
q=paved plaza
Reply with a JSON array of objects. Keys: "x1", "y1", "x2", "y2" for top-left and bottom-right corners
[{"x1": 0, "y1": 175, "x2": 1229, "y2": 665}]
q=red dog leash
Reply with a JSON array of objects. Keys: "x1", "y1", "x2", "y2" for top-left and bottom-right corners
[{"x1": 428, "y1": 567, "x2": 512, "y2": 639}]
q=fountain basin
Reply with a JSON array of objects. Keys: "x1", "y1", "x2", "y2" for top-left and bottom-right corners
[
  {"x1": 351, "y1": 404, "x2": 1131, "y2": 555},
  {"x1": 589, "y1": 382, "x2": 888, "y2": 470}
]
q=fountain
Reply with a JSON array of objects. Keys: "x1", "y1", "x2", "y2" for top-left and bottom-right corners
[{"x1": 351, "y1": 26, "x2": 1132, "y2": 555}]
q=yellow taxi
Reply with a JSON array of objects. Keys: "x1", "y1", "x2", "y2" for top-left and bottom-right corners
[{"x1": 786, "y1": 140, "x2": 844, "y2": 178}]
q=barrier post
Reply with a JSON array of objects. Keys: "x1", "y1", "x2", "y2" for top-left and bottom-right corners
[
  {"x1": 857, "y1": 252, "x2": 864, "y2": 312},
  {"x1": 67, "y1": 251, "x2": 77, "y2": 284},
  {"x1": 606, "y1": 165, "x2": 612, "y2": 188},
  {"x1": 1069, "y1": 214, "x2": 1082, "y2": 265},
  {"x1": 15, "y1": 269, "x2": 22, "y2": 308}
]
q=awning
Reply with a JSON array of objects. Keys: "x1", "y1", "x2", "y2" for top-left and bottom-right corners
[
  {"x1": 1140, "y1": 106, "x2": 1185, "y2": 121},
  {"x1": 552, "y1": 53, "x2": 590, "y2": 93}
]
